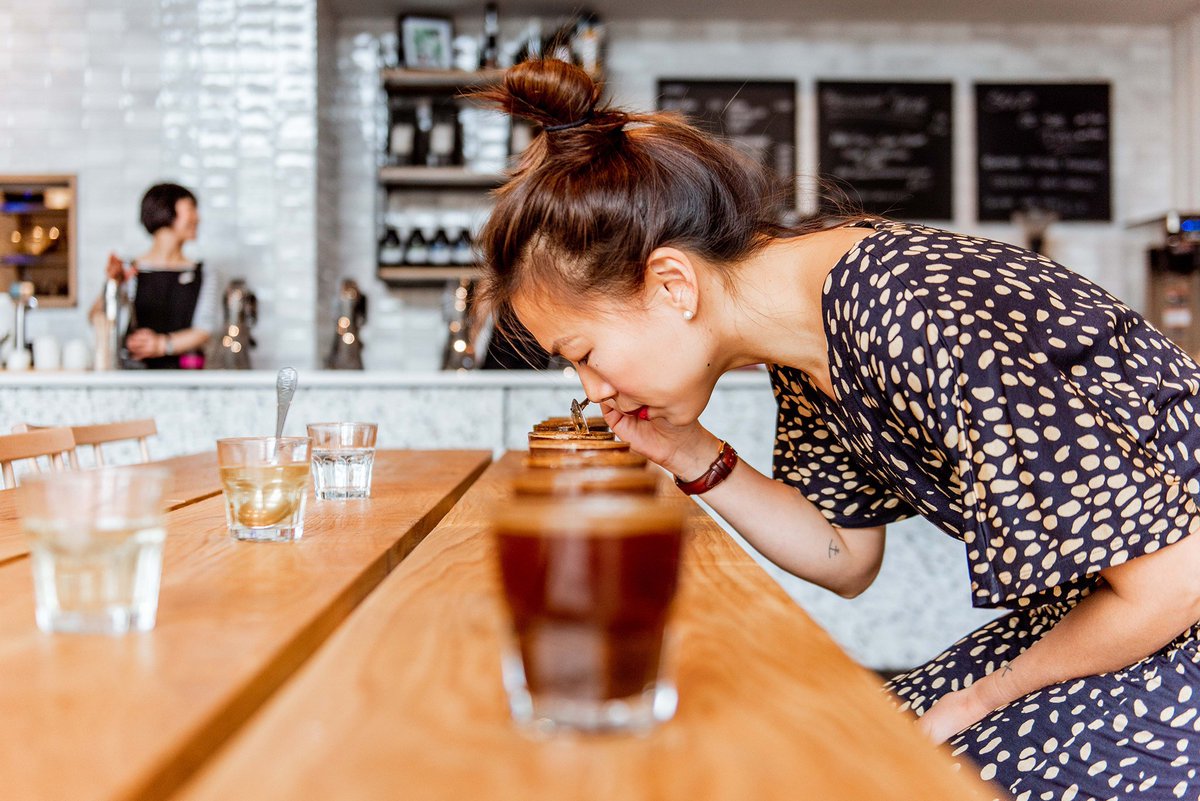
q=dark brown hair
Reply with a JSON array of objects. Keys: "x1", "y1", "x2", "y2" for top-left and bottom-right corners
[
  {"x1": 472, "y1": 59, "x2": 865, "y2": 318},
  {"x1": 140, "y1": 182, "x2": 197, "y2": 235}
]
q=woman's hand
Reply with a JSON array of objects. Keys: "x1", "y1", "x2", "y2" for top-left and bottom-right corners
[
  {"x1": 125, "y1": 329, "x2": 164, "y2": 360},
  {"x1": 916, "y1": 685, "x2": 994, "y2": 745},
  {"x1": 105, "y1": 252, "x2": 132, "y2": 282},
  {"x1": 600, "y1": 403, "x2": 721, "y2": 478}
]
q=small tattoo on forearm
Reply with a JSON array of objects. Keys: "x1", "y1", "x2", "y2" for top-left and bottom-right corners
[
  {"x1": 828, "y1": 540, "x2": 841, "y2": 558},
  {"x1": 1001, "y1": 664, "x2": 1014, "y2": 676}
]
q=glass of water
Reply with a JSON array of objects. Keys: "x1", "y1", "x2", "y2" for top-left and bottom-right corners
[
  {"x1": 217, "y1": 437, "x2": 312, "y2": 542},
  {"x1": 306, "y1": 423, "x2": 378, "y2": 500},
  {"x1": 18, "y1": 467, "x2": 169, "y2": 635}
]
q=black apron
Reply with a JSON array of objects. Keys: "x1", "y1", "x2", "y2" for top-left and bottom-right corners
[{"x1": 127, "y1": 263, "x2": 204, "y2": 370}]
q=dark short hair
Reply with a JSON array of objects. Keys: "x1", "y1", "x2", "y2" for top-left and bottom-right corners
[{"x1": 140, "y1": 183, "x2": 197, "y2": 234}]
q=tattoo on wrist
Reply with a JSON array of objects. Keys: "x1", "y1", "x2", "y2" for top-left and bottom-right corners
[
  {"x1": 1001, "y1": 663, "x2": 1013, "y2": 676},
  {"x1": 828, "y1": 540, "x2": 840, "y2": 558}
]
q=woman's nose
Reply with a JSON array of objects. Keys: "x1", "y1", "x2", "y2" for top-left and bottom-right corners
[{"x1": 577, "y1": 366, "x2": 616, "y2": 406}]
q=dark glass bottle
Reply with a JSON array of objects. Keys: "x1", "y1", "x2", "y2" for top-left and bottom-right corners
[
  {"x1": 403, "y1": 229, "x2": 429, "y2": 265},
  {"x1": 379, "y1": 227, "x2": 404, "y2": 265},
  {"x1": 481, "y1": 3, "x2": 500, "y2": 69},
  {"x1": 428, "y1": 228, "x2": 452, "y2": 265}
]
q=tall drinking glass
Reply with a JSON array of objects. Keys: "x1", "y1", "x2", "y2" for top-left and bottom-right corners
[
  {"x1": 19, "y1": 467, "x2": 169, "y2": 634},
  {"x1": 217, "y1": 437, "x2": 311, "y2": 542},
  {"x1": 493, "y1": 495, "x2": 687, "y2": 733},
  {"x1": 306, "y1": 422, "x2": 378, "y2": 500}
]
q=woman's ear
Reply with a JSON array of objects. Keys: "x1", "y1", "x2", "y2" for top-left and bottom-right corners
[{"x1": 645, "y1": 247, "x2": 699, "y2": 318}]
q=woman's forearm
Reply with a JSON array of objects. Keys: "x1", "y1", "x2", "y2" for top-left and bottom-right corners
[
  {"x1": 692, "y1": 456, "x2": 885, "y2": 597},
  {"x1": 970, "y1": 581, "x2": 1200, "y2": 713},
  {"x1": 169, "y1": 328, "x2": 210, "y2": 353}
]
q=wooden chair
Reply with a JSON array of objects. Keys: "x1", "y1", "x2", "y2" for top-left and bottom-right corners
[
  {"x1": 0, "y1": 427, "x2": 77, "y2": 489},
  {"x1": 12, "y1": 418, "x2": 156, "y2": 469},
  {"x1": 68, "y1": 419, "x2": 156, "y2": 467}
]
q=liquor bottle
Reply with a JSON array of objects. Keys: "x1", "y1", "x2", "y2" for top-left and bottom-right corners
[
  {"x1": 428, "y1": 228, "x2": 452, "y2": 265},
  {"x1": 427, "y1": 101, "x2": 458, "y2": 167},
  {"x1": 388, "y1": 99, "x2": 417, "y2": 166},
  {"x1": 480, "y1": 2, "x2": 500, "y2": 69},
  {"x1": 403, "y1": 229, "x2": 429, "y2": 264},
  {"x1": 414, "y1": 97, "x2": 434, "y2": 167},
  {"x1": 572, "y1": 12, "x2": 605, "y2": 77},
  {"x1": 452, "y1": 229, "x2": 474, "y2": 265},
  {"x1": 379, "y1": 227, "x2": 404, "y2": 265}
]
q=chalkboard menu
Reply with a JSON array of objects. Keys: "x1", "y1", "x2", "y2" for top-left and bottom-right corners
[
  {"x1": 657, "y1": 79, "x2": 797, "y2": 205},
  {"x1": 975, "y1": 83, "x2": 1111, "y2": 222},
  {"x1": 817, "y1": 81, "x2": 954, "y2": 220}
]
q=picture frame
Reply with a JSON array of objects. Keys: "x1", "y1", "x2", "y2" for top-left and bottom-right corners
[{"x1": 398, "y1": 14, "x2": 454, "y2": 70}]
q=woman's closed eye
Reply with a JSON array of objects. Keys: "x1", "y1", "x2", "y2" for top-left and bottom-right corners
[{"x1": 576, "y1": 351, "x2": 591, "y2": 366}]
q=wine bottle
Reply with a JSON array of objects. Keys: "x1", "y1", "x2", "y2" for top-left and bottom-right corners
[
  {"x1": 428, "y1": 228, "x2": 452, "y2": 266},
  {"x1": 481, "y1": 2, "x2": 499, "y2": 69},
  {"x1": 403, "y1": 230, "x2": 429, "y2": 265},
  {"x1": 379, "y1": 227, "x2": 404, "y2": 265}
]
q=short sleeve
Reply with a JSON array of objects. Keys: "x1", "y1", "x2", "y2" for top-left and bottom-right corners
[
  {"x1": 832, "y1": 231, "x2": 1200, "y2": 609},
  {"x1": 769, "y1": 364, "x2": 917, "y2": 529}
]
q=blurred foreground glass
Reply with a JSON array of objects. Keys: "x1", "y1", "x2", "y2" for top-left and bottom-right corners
[
  {"x1": 306, "y1": 422, "x2": 378, "y2": 500},
  {"x1": 217, "y1": 437, "x2": 311, "y2": 542},
  {"x1": 493, "y1": 495, "x2": 686, "y2": 733},
  {"x1": 19, "y1": 467, "x2": 168, "y2": 634}
]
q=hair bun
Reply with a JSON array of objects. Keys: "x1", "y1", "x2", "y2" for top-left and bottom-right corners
[{"x1": 482, "y1": 59, "x2": 602, "y2": 131}]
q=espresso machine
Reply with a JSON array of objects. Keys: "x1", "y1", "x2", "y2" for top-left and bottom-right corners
[
  {"x1": 208, "y1": 279, "x2": 257, "y2": 370},
  {"x1": 326, "y1": 279, "x2": 366, "y2": 370},
  {"x1": 1141, "y1": 211, "x2": 1200, "y2": 357}
]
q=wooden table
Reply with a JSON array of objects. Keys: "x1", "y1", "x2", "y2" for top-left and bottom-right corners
[
  {"x1": 0, "y1": 449, "x2": 491, "y2": 801},
  {"x1": 176, "y1": 453, "x2": 995, "y2": 801},
  {"x1": 0, "y1": 452, "x2": 222, "y2": 564}
]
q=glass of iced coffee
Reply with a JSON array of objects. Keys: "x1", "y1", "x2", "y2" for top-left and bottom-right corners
[{"x1": 492, "y1": 494, "x2": 686, "y2": 733}]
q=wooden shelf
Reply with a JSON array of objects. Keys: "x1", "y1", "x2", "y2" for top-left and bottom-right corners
[
  {"x1": 380, "y1": 68, "x2": 505, "y2": 93},
  {"x1": 379, "y1": 166, "x2": 507, "y2": 188},
  {"x1": 378, "y1": 265, "x2": 482, "y2": 284}
]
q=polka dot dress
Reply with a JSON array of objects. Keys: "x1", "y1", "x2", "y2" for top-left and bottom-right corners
[{"x1": 769, "y1": 221, "x2": 1200, "y2": 800}]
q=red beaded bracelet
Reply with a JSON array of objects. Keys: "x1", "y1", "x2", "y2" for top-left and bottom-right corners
[{"x1": 674, "y1": 440, "x2": 738, "y2": 496}]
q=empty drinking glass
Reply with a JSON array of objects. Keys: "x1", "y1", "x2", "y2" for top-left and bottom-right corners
[
  {"x1": 19, "y1": 467, "x2": 169, "y2": 635},
  {"x1": 217, "y1": 437, "x2": 311, "y2": 542},
  {"x1": 306, "y1": 423, "x2": 378, "y2": 500}
]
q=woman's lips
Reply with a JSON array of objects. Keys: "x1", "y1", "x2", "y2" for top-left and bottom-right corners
[{"x1": 636, "y1": 406, "x2": 650, "y2": 421}]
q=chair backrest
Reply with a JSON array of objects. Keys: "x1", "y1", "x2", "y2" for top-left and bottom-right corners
[
  {"x1": 11, "y1": 418, "x2": 156, "y2": 468},
  {"x1": 0, "y1": 427, "x2": 77, "y2": 489},
  {"x1": 68, "y1": 419, "x2": 157, "y2": 466}
]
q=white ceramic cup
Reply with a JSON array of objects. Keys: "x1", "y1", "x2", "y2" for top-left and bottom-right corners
[
  {"x1": 32, "y1": 336, "x2": 61, "y2": 370},
  {"x1": 61, "y1": 339, "x2": 91, "y2": 371}
]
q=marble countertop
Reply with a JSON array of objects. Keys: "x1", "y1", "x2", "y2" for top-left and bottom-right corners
[{"x1": 0, "y1": 368, "x2": 772, "y2": 389}]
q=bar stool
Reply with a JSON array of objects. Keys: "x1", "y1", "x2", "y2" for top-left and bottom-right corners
[
  {"x1": 0, "y1": 427, "x2": 77, "y2": 489},
  {"x1": 12, "y1": 418, "x2": 156, "y2": 468}
]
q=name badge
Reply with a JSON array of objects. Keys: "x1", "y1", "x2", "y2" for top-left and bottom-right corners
[{"x1": 179, "y1": 271, "x2": 195, "y2": 285}]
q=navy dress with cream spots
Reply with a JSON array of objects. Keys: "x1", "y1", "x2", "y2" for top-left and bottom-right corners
[{"x1": 770, "y1": 221, "x2": 1200, "y2": 800}]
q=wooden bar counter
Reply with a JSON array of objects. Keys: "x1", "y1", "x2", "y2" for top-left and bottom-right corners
[
  {"x1": 0, "y1": 449, "x2": 490, "y2": 801},
  {"x1": 177, "y1": 453, "x2": 996, "y2": 801}
]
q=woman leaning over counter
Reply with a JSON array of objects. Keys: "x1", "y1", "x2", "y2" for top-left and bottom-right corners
[
  {"x1": 474, "y1": 59, "x2": 1200, "y2": 800},
  {"x1": 91, "y1": 182, "x2": 216, "y2": 369}
]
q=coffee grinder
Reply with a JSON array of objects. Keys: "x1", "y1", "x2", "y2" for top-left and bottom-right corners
[{"x1": 1141, "y1": 211, "x2": 1200, "y2": 357}]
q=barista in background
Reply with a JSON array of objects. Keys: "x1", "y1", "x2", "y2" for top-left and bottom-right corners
[{"x1": 93, "y1": 183, "x2": 217, "y2": 368}]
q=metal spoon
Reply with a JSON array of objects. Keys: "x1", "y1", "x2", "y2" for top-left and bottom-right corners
[
  {"x1": 570, "y1": 398, "x2": 590, "y2": 434},
  {"x1": 275, "y1": 367, "x2": 298, "y2": 438}
]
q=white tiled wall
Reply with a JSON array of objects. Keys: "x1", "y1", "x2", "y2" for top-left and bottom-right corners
[{"x1": 0, "y1": 0, "x2": 320, "y2": 368}]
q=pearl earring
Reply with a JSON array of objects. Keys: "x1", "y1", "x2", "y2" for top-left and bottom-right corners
[{"x1": 682, "y1": 310, "x2": 695, "y2": 321}]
